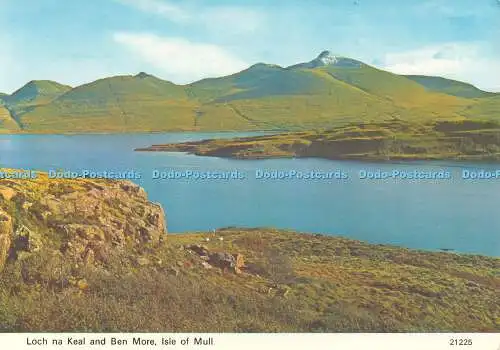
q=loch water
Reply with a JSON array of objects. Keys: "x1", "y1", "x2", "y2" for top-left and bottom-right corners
[{"x1": 0, "y1": 132, "x2": 499, "y2": 256}]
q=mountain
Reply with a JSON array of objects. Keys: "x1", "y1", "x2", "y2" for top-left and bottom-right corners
[
  {"x1": 405, "y1": 75, "x2": 495, "y2": 98},
  {"x1": 7, "y1": 80, "x2": 71, "y2": 104},
  {"x1": 1, "y1": 51, "x2": 498, "y2": 133},
  {"x1": 19, "y1": 73, "x2": 194, "y2": 132},
  {"x1": 1, "y1": 80, "x2": 72, "y2": 129}
]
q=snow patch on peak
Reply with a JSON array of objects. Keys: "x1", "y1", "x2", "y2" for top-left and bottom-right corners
[
  {"x1": 317, "y1": 51, "x2": 339, "y2": 65},
  {"x1": 286, "y1": 51, "x2": 364, "y2": 70}
]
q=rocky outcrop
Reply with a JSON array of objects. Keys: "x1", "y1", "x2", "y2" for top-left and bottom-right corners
[
  {"x1": 0, "y1": 170, "x2": 167, "y2": 268},
  {"x1": 186, "y1": 244, "x2": 245, "y2": 274},
  {"x1": 0, "y1": 211, "x2": 13, "y2": 271}
]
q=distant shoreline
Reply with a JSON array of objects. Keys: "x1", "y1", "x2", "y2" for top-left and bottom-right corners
[
  {"x1": 135, "y1": 119, "x2": 500, "y2": 163},
  {"x1": 0, "y1": 129, "x2": 280, "y2": 136}
]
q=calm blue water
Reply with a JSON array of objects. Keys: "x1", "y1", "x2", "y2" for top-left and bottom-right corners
[{"x1": 0, "y1": 133, "x2": 499, "y2": 257}]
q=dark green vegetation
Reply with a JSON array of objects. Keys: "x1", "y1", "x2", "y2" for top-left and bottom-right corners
[
  {"x1": 0, "y1": 172, "x2": 499, "y2": 332},
  {"x1": 0, "y1": 51, "x2": 498, "y2": 133},
  {"x1": 136, "y1": 119, "x2": 500, "y2": 161}
]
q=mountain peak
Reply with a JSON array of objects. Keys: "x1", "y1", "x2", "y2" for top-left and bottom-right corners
[
  {"x1": 316, "y1": 50, "x2": 340, "y2": 65},
  {"x1": 7, "y1": 80, "x2": 71, "y2": 105},
  {"x1": 135, "y1": 72, "x2": 153, "y2": 79},
  {"x1": 16, "y1": 80, "x2": 71, "y2": 94},
  {"x1": 287, "y1": 51, "x2": 364, "y2": 70},
  {"x1": 246, "y1": 63, "x2": 283, "y2": 71}
]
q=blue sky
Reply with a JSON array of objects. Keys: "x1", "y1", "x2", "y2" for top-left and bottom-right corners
[{"x1": 1, "y1": 0, "x2": 499, "y2": 93}]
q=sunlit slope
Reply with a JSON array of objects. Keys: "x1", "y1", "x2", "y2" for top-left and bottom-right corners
[
  {"x1": 461, "y1": 96, "x2": 500, "y2": 121},
  {"x1": 189, "y1": 63, "x2": 409, "y2": 130},
  {"x1": 4, "y1": 80, "x2": 72, "y2": 115},
  {"x1": 188, "y1": 60, "x2": 472, "y2": 129},
  {"x1": 189, "y1": 63, "x2": 350, "y2": 101},
  {"x1": 8, "y1": 80, "x2": 71, "y2": 104},
  {"x1": 19, "y1": 73, "x2": 205, "y2": 132},
  {"x1": 0, "y1": 105, "x2": 19, "y2": 132},
  {"x1": 187, "y1": 64, "x2": 286, "y2": 101},
  {"x1": 405, "y1": 75, "x2": 497, "y2": 99},
  {"x1": 5, "y1": 51, "x2": 499, "y2": 133},
  {"x1": 317, "y1": 64, "x2": 471, "y2": 119}
]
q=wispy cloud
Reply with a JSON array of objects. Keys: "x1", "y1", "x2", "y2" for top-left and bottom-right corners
[
  {"x1": 378, "y1": 42, "x2": 500, "y2": 91},
  {"x1": 415, "y1": 0, "x2": 495, "y2": 17},
  {"x1": 117, "y1": 0, "x2": 191, "y2": 23},
  {"x1": 116, "y1": 0, "x2": 265, "y2": 34},
  {"x1": 113, "y1": 32, "x2": 249, "y2": 83}
]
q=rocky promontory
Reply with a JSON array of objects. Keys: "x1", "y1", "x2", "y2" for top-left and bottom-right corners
[
  {"x1": 135, "y1": 119, "x2": 500, "y2": 162},
  {"x1": 0, "y1": 170, "x2": 166, "y2": 271}
]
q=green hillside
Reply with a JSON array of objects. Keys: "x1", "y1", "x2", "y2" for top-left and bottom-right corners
[
  {"x1": 188, "y1": 61, "x2": 406, "y2": 130},
  {"x1": 405, "y1": 75, "x2": 495, "y2": 98},
  {"x1": 1, "y1": 51, "x2": 498, "y2": 133},
  {"x1": 0, "y1": 105, "x2": 19, "y2": 132},
  {"x1": 8, "y1": 80, "x2": 71, "y2": 103},
  {"x1": 19, "y1": 73, "x2": 200, "y2": 132},
  {"x1": 3, "y1": 80, "x2": 71, "y2": 114},
  {"x1": 316, "y1": 64, "x2": 472, "y2": 119},
  {"x1": 461, "y1": 96, "x2": 500, "y2": 121},
  {"x1": 190, "y1": 63, "x2": 344, "y2": 101}
]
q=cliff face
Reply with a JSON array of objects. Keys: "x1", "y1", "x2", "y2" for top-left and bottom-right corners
[{"x1": 0, "y1": 170, "x2": 166, "y2": 270}]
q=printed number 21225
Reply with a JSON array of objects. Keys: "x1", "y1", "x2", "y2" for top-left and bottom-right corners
[{"x1": 449, "y1": 339, "x2": 472, "y2": 346}]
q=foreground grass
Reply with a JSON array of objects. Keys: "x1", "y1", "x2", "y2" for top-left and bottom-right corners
[
  {"x1": 0, "y1": 171, "x2": 498, "y2": 332},
  {"x1": 1, "y1": 228, "x2": 498, "y2": 332}
]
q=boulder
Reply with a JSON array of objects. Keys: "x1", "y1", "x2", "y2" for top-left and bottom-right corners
[
  {"x1": 188, "y1": 245, "x2": 245, "y2": 274},
  {"x1": 233, "y1": 253, "x2": 245, "y2": 274},
  {"x1": 187, "y1": 244, "x2": 209, "y2": 256},
  {"x1": 209, "y1": 252, "x2": 245, "y2": 274},
  {"x1": 13, "y1": 225, "x2": 43, "y2": 253},
  {"x1": 201, "y1": 261, "x2": 213, "y2": 269}
]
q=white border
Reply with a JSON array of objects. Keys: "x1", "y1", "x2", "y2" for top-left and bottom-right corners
[{"x1": 0, "y1": 333, "x2": 498, "y2": 350}]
